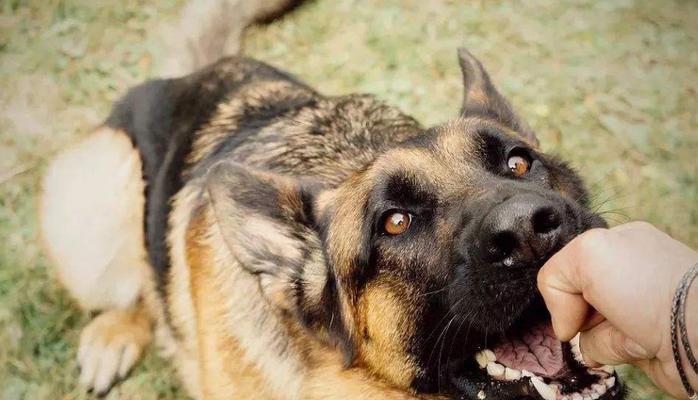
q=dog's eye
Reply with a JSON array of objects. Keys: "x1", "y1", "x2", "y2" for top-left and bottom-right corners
[
  {"x1": 507, "y1": 152, "x2": 531, "y2": 177},
  {"x1": 383, "y1": 211, "x2": 411, "y2": 235}
]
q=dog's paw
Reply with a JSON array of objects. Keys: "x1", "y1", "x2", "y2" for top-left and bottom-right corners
[{"x1": 77, "y1": 308, "x2": 152, "y2": 395}]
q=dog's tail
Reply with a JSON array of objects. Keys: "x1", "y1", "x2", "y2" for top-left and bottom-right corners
[{"x1": 158, "y1": 0, "x2": 303, "y2": 77}]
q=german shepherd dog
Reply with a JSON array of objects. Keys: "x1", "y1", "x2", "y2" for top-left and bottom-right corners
[{"x1": 40, "y1": 1, "x2": 624, "y2": 399}]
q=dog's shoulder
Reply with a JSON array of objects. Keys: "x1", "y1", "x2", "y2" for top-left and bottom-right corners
[
  {"x1": 106, "y1": 56, "x2": 314, "y2": 157},
  {"x1": 103, "y1": 56, "x2": 322, "y2": 297}
]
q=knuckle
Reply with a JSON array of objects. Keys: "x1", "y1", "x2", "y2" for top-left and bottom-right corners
[
  {"x1": 536, "y1": 270, "x2": 555, "y2": 296},
  {"x1": 625, "y1": 220, "x2": 655, "y2": 232}
]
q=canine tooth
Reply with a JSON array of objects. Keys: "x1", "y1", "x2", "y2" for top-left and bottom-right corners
[
  {"x1": 484, "y1": 349, "x2": 496, "y2": 362},
  {"x1": 486, "y1": 362, "x2": 505, "y2": 377},
  {"x1": 570, "y1": 332, "x2": 580, "y2": 348},
  {"x1": 592, "y1": 384, "x2": 606, "y2": 395},
  {"x1": 477, "y1": 390, "x2": 486, "y2": 400},
  {"x1": 475, "y1": 351, "x2": 488, "y2": 369},
  {"x1": 521, "y1": 369, "x2": 534, "y2": 378},
  {"x1": 530, "y1": 376, "x2": 557, "y2": 400},
  {"x1": 604, "y1": 377, "x2": 616, "y2": 388},
  {"x1": 504, "y1": 367, "x2": 522, "y2": 380},
  {"x1": 570, "y1": 333, "x2": 584, "y2": 364}
]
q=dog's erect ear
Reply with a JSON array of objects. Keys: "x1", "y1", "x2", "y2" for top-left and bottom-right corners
[
  {"x1": 205, "y1": 161, "x2": 322, "y2": 310},
  {"x1": 458, "y1": 48, "x2": 538, "y2": 146}
]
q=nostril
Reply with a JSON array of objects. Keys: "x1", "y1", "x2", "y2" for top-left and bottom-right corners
[
  {"x1": 532, "y1": 207, "x2": 562, "y2": 235},
  {"x1": 485, "y1": 231, "x2": 518, "y2": 262}
]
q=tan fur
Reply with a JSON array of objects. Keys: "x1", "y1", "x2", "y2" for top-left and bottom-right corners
[
  {"x1": 165, "y1": 184, "x2": 206, "y2": 398},
  {"x1": 356, "y1": 280, "x2": 420, "y2": 389},
  {"x1": 40, "y1": 126, "x2": 146, "y2": 311},
  {"x1": 39, "y1": 127, "x2": 155, "y2": 392},
  {"x1": 77, "y1": 307, "x2": 152, "y2": 393},
  {"x1": 183, "y1": 195, "x2": 309, "y2": 399},
  {"x1": 185, "y1": 208, "x2": 279, "y2": 399},
  {"x1": 181, "y1": 193, "x2": 442, "y2": 400},
  {"x1": 302, "y1": 350, "x2": 442, "y2": 400}
]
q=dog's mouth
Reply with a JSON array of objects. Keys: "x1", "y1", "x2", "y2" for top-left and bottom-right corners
[{"x1": 450, "y1": 320, "x2": 623, "y2": 400}]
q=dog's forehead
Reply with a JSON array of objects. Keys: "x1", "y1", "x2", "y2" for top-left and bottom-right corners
[{"x1": 369, "y1": 117, "x2": 523, "y2": 192}]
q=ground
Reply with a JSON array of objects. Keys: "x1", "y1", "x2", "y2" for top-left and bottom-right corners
[{"x1": 0, "y1": 0, "x2": 696, "y2": 399}]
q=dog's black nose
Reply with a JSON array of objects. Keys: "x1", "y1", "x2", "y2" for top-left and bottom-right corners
[{"x1": 477, "y1": 194, "x2": 564, "y2": 267}]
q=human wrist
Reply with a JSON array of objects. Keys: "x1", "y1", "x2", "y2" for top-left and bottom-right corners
[
  {"x1": 685, "y1": 269, "x2": 698, "y2": 394},
  {"x1": 672, "y1": 261, "x2": 698, "y2": 398}
]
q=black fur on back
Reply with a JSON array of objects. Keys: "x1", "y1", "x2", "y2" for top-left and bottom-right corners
[{"x1": 105, "y1": 57, "x2": 319, "y2": 296}]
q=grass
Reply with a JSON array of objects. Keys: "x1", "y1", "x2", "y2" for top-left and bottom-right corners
[{"x1": 0, "y1": 0, "x2": 696, "y2": 399}]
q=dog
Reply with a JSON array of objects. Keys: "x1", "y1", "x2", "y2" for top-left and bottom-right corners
[{"x1": 39, "y1": 1, "x2": 625, "y2": 399}]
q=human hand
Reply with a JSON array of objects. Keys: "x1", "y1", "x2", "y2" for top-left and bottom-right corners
[{"x1": 537, "y1": 221, "x2": 698, "y2": 399}]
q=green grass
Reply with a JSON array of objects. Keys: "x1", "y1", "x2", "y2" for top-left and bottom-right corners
[{"x1": 1, "y1": 0, "x2": 696, "y2": 399}]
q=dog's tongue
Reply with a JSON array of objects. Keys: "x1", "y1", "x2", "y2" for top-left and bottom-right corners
[{"x1": 493, "y1": 322, "x2": 563, "y2": 378}]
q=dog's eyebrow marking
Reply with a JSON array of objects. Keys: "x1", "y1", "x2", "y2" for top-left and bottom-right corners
[{"x1": 383, "y1": 173, "x2": 437, "y2": 206}]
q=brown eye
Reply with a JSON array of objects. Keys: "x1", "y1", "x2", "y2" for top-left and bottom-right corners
[
  {"x1": 384, "y1": 211, "x2": 411, "y2": 235},
  {"x1": 507, "y1": 154, "x2": 530, "y2": 177}
]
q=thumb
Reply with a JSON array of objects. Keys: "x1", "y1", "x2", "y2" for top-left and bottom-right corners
[
  {"x1": 537, "y1": 237, "x2": 593, "y2": 341},
  {"x1": 579, "y1": 320, "x2": 652, "y2": 366}
]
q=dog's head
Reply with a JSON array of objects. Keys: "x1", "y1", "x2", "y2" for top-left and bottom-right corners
[{"x1": 206, "y1": 49, "x2": 623, "y2": 400}]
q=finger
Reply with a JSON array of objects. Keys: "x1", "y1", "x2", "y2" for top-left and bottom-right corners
[
  {"x1": 537, "y1": 237, "x2": 592, "y2": 341},
  {"x1": 579, "y1": 320, "x2": 651, "y2": 366},
  {"x1": 580, "y1": 308, "x2": 606, "y2": 332}
]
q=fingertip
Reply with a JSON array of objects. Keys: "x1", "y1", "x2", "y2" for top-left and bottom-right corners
[
  {"x1": 551, "y1": 316, "x2": 575, "y2": 342},
  {"x1": 541, "y1": 286, "x2": 590, "y2": 342}
]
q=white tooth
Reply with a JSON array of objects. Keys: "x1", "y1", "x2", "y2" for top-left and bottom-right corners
[
  {"x1": 477, "y1": 390, "x2": 486, "y2": 400},
  {"x1": 604, "y1": 377, "x2": 616, "y2": 388},
  {"x1": 561, "y1": 396, "x2": 570, "y2": 400},
  {"x1": 570, "y1": 332, "x2": 580, "y2": 348},
  {"x1": 475, "y1": 351, "x2": 488, "y2": 369},
  {"x1": 592, "y1": 384, "x2": 606, "y2": 395},
  {"x1": 484, "y1": 349, "x2": 496, "y2": 362},
  {"x1": 521, "y1": 369, "x2": 534, "y2": 377},
  {"x1": 590, "y1": 394, "x2": 600, "y2": 400},
  {"x1": 504, "y1": 367, "x2": 522, "y2": 380},
  {"x1": 486, "y1": 362, "x2": 505, "y2": 377},
  {"x1": 530, "y1": 376, "x2": 557, "y2": 400},
  {"x1": 572, "y1": 394, "x2": 583, "y2": 400},
  {"x1": 583, "y1": 396, "x2": 592, "y2": 400},
  {"x1": 570, "y1": 333, "x2": 584, "y2": 364}
]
